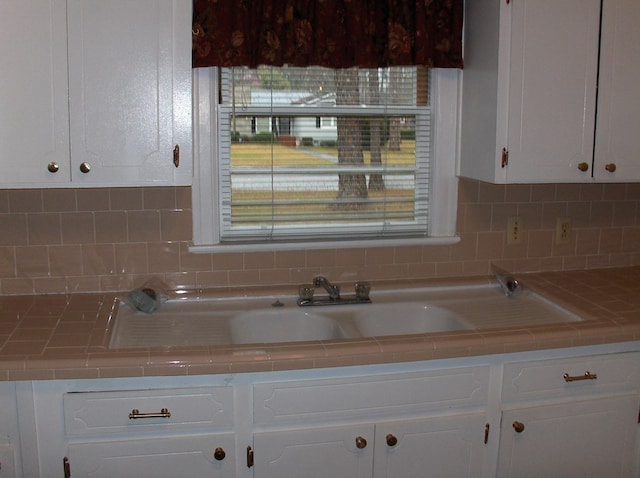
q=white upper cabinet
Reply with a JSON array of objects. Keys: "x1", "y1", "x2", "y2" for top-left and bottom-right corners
[
  {"x1": 593, "y1": 0, "x2": 640, "y2": 181},
  {"x1": 0, "y1": 0, "x2": 70, "y2": 185},
  {"x1": 0, "y1": 0, "x2": 192, "y2": 188},
  {"x1": 67, "y1": 0, "x2": 192, "y2": 186},
  {"x1": 460, "y1": 0, "x2": 639, "y2": 183}
]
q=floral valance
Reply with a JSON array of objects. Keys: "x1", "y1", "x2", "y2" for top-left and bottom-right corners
[{"x1": 192, "y1": 0, "x2": 463, "y2": 69}]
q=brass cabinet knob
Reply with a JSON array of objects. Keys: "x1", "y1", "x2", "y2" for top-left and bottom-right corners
[
  {"x1": 512, "y1": 421, "x2": 525, "y2": 433},
  {"x1": 79, "y1": 162, "x2": 91, "y2": 173},
  {"x1": 355, "y1": 436, "x2": 367, "y2": 449},
  {"x1": 577, "y1": 162, "x2": 589, "y2": 172},
  {"x1": 386, "y1": 434, "x2": 398, "y2": 447},
  {"x1": 213, "y1": 447, "x2": 226, "y2": 461},
  {"x1": 605, "y1": 163, "x2": 617, "y2": 173},
  {"x1": 47, "y1": 162, "x2": 60, "y2": 173}
]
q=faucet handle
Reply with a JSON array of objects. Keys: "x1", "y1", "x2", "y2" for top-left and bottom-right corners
[
  {"x1": 298, "y1": 284, "x2": 315, "y2": 300},
  {"x1": 355, "y1": 282, "x2": 371, "y2": 300}
]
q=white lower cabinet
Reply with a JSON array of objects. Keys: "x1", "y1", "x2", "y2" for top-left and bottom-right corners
[
  {"x1": 66, "y1": 434, "x2": 235, "y2": 478},
  {"x1": 252, "y1": 423, "x2": 375, "y2": 478},
  {"x1": 373, "y1": 413, "x2": 487, "y2": 478},
  {"x1": 252, "y1": 413, "x2": 487, "y2": 478},
  {"x1": 498, "y1": 395, "x2": 639, "y2": 478},
  {"x1": 250, "y1": 366, "x2": 490, "y2": 478},
  {"x1": 0, "y1": 382, "x2": 19, "y2": 478},
  {"x1": 496, "y1": 351, "x2": 640, "y2": 478},
  {"x1": 13, "y1": 344, "x2": 640, "y2": 477}
]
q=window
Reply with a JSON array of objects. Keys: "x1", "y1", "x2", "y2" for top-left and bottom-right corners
[{"x1": 192, "y1": 67, "x2": 460, "y2": 251}]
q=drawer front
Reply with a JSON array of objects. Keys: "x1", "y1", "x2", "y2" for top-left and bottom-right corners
[
  {"x1": 502, "y1": 352, "x2": 640, "y2": 402},
  {"x1": 64, "y1": 387, "x2": 233, "y2": 436},
  {"x1": 254, "y1": 366, "x2": 489, "y2": 424},
  {"x1": 67, "y1": 433, "x2": 235, "y2": 478}
]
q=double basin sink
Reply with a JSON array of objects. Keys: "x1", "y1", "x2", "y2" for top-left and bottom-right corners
[{"x1": 109, "y1": 283, "x2": 583, "y2": 349}]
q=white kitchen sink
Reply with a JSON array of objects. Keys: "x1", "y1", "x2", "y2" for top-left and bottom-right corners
[{"x1": 108, "y1": 283, "x2": 582, "y2": 349}]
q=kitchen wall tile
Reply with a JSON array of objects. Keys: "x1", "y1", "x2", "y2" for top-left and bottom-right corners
[
  {"x1": 77, "y1": 188, "x2": 110, "y2": 211},
  {"x1": 94, "y1": 211, "x2": 127, "y2": 243},
  {"x1": 0, "y1": 248, "x2": 15, "y2": 278},
  {"x1": 0, "y1": 179, "x2": 638, "y2": 295},
  {"x1": 0, "y1": 191, "x2": 8, "y2": 213},
  {"x1": 580, "y1": 183, "x2": 604, "y2": 201},
  {"x1": 8, "y1": 190, "x2": 42, "y2": 212},
  {"x1": 530, "y1": 184, "x2": 555, "y2": 202},
  {"x1": 115, "y1": 243, "x2": 148, "y2": 274},
  {"x1": 15, "y1": 246, "x2": 49, "y2": 277},
  {"x1": 42, "y1": 189, "x2": 77, "y2": 212},
  {"x1": 127, "y1": 210, "x2": 161, "y2": 242},
  {"x1": 82, "y1": 244, "x2": 116, "y2": 276},
  {"x1": 61, "y1": 212, "x2": 95, "y2": 244},
  {"x1": 144, "y1": 187, "x2": 176, "y2": 209},
  {"x1": 28, "y1": 213, "x2": 61, "y2": 245},
  {"x1": 0, "y1": 214, "x2": 28, "y2": 246},
  {"x1": 110, "y1": 188, "x2": 143, "y2": 211},
  {"x1": 147, "y1": 242, "x2": 180, "y2": 273},
  {"x1": 160, "y1": 209, "x2": 191, "y2": 241},
  {"x1": 49, "y1": 245, "x2": 83, "y2": 276}
]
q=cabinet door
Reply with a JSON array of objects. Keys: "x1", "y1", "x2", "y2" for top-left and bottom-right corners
[
  {"x1": 503, "y1": 0, "x2": 601, "y2": 182},
  {"x1": 0, "y1": 0, "x2": 70, "y2": 186},
  {"x1": 0, "y1": 383, "x2": 19, "y2": 477},
  {"x1": 497, "y1": 395, "x2": 640, "y2": 478},
  {"x1": 252, "y1": 423, "x2": 374, "y2": 478},
  {"x1": 374, "y1": 412, "x2": 486, "y2": 478},
  {"x1": 67, "y1": 0, "x2": 192, "y2": 186},
  {"x1": 66, "y1": 433, "x2": 234, "y2": 478},
  {"x1": 594, "y1": 0, "x2": 640, "y2": 181}
]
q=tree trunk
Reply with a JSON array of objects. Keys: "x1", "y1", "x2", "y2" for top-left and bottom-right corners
[
  {"x1": 388, "y1": 68, "x2": 402, "y2": 151},
  {"x1": 368, "y1": 69, "x2": 385, "y2": 191},
  {"x1": 335, "y1": 69, "x2": 367, "y2": 205}
]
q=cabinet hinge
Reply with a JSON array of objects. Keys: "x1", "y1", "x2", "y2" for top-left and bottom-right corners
[
  {"x1": 484, "y1": 423, "x2": 490, "y2": 444},
  {"x1": 63, "y1": 457, "x2": 71, "y2": 478},
  {"x1": 247, "y1": 445, "x2": 254, "y2": 468},
  {"x1": 173, "y1": 144, "x2": 180, "y2": 168},
  {"x1": 501, "y1": 148, "x2": 509, "y2": 168}
]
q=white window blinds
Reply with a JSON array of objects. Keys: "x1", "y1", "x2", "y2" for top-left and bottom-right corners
[{"x1": 217, "y1": 66, "x2": 431, "y2": 243}]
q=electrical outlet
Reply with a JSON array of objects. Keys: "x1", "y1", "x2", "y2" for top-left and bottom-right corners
[
  {"x1": 556, "y1": 217, "x2": 571, "y2": 245},
  {"x1": 507, "y1": 216, "x2": 523, "y2": 245}
]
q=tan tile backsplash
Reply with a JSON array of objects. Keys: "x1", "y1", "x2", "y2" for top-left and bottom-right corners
[{"x1": 0, "y1": 179, "x2": 638, "y2": 295}]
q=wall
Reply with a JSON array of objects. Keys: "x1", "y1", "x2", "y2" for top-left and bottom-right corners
[{"x1": 0, "y1": 178, "x2": 638, "y2": 295}]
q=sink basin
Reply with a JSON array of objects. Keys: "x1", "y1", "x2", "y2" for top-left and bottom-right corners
[
  {"x1": 108, "y1": 282, "x2": 583, "y2": 349},
  {"x1": 230, "y1": 309, "x2": 346, "y2": 344},
  {"x1": 351, "y1": 303, "x2": 473, "y2": 337}
]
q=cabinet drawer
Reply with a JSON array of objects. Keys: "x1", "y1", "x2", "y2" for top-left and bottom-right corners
[
  {"x1": 502, "y1": 352, "x2": 640, "y2": 402},
  {"x1": 66, "y1": 433, "x2": 235, "y2": 478},
  {"x1": 254, "y1": 366, "x2": 489, "y2": 424},
  {"x1": 64, "y1": 387, "x2": 233, "y2": 436}
]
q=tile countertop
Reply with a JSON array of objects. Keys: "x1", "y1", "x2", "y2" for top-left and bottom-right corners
[{"x1": 1, "y1": 266, "x2": 640, "y2": 381}]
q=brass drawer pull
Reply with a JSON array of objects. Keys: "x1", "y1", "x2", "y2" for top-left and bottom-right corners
[
  {"x1": 129, "y1": 407, "x2": 171, "y2": 419},
  {"x1": 563, "y1": 371, "x2": 598, "y2": 382}
]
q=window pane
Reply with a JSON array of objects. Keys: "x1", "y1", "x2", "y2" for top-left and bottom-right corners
[{"x1": 219, "y1": 66, "x2": 430, "y2": 242}]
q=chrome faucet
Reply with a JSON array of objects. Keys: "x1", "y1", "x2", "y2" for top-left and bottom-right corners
[
  {"x1": 297, "y1": 277, "x2": 371, "y2": 306},
  {"x1": 313, "y1": 276, "x2": 341, "y2": 300},
  {"x1": 492, "y1": 265, "x2": 521, "y2": 297}
]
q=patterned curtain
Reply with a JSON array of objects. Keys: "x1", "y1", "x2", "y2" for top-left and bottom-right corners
[{"x1": 192, "y1": 0, "x2": 463, "y2": 69}]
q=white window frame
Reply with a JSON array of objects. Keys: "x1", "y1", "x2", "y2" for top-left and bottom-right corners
[{"x1": 191, "y1": 67, "x2": 461, "y2": 253}]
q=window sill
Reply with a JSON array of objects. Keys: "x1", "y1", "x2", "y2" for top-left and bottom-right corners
[{"x1": 188, "y1": 235, "x2": 460, "y2": 254}]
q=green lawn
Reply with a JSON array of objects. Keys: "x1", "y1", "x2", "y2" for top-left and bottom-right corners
[
  {"x1": 231, "y1": 141, "x2": 416, "y2": 167},
  {"x1": 229, "y1": 140, "x2": 417, "y2": 225}
]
